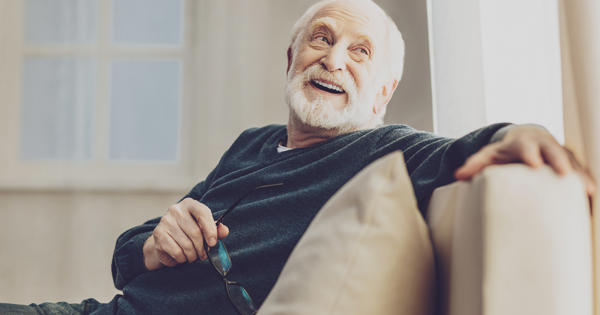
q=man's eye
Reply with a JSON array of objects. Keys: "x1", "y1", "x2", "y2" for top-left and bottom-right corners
[
  {"x1": 316, "y1": 36, "x2": 330, "y2": 44},
  {"x1": 358, "y1": 48, "x2": 369, "y2": 55}
]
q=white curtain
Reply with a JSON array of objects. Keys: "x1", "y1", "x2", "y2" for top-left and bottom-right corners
[{"x1": 559, "y1": 0, "x2": 600, "y2": 313}]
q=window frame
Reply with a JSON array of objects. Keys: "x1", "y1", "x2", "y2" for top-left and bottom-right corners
[{"x1": 0, "y1": 0, "x2": 198, "y2": 192}]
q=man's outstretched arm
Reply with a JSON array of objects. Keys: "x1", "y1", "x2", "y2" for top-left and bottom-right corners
[
  {"x1": 375, "y1": 123, "x2": 595, "y2": 212},
  {"x1": 373, "y1": 123, "x2": 510, "y2": 211}
]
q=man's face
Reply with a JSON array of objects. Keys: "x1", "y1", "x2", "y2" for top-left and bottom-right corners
[{"x1": 285, "y1": 1, "x2": 388, "y2": 132}]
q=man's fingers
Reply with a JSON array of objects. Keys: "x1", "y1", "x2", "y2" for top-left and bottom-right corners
[
  {"x1": 517, "y1": 144, "x2": 544, "y2": 169},
  {"x1": 541, "y1": 144, "x2": 572, "y2": 176},
  {"x1": 188, "y1": 202, "x2": 218, "y2": 247},
  {"x1": 167, "y1": 222, "x2": 199, "y2": 263},
  {"x1": 161, "y1": 210, "x2": 199, "y2": 263},
  {"x1": 157, "y1": 250, "x2": 178, "y2": 267},
  {"x1": 155, "y1": 199, "x2": 228, "y2": 266},
  {"x1": 176, "y1": 212, "x2": 207, "y2": 262},
  {"x1": 165, "y1": 230, "x2": 191, "y2": 264},
  {"x1": 217, "y1": 223, "x2": 229, "y2": 239},
  {"x1": 456, "y1": 141, "x2": 546, "y2": 180},
  {"x1": 153, "y1": 227, "x2": 187, "y2": 265},
  {"x1": 455, "y1": 149, "x2": 494, "y2": 180}
]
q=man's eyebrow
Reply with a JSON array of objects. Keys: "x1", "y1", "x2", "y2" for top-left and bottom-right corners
[
  {"x1": 308, "y1": 19, "x2": 336, "y2": 34},
  {"x1": 308, "y1": 18, "x2": 374, "y2": 49},
  {"x1": 355, "y1": 35, "x2": 374, "y2": 48}
]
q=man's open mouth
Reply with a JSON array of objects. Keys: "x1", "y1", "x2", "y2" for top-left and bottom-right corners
[{"x1": 310, "y1": 79, "x2": 345, "y2": 94}]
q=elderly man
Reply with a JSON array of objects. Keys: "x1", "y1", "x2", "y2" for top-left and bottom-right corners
[{"x1": 2, "y1": 0, "x2": 595, "y2": 314}]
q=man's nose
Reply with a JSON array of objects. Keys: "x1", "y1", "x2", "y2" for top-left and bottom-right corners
[{"x1": 320, "y1": 44, "x2": 346, "y2": 72}]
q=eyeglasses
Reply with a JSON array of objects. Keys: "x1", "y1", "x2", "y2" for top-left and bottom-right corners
[{"x1": 203, "y1": 183, "x2": 284, "y2": 315}]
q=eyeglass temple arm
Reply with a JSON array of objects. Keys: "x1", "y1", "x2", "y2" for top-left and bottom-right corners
[{"x1": 214, "y1": 183, "x2": 284, "y2": 225}]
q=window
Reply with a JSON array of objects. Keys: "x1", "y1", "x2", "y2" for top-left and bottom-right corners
[
  {"x1": 0, "y1": 0, "x2": 196, "y2": 190},
  {"x1": 427, "y1": 0, "x2": 565, "y2": 142}
]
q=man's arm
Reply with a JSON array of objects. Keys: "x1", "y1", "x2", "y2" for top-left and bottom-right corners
[
  {"x1": 376, "y1": 123, "x2": 510, "y2": 212},
  {"x1": 110, "y1": 127, "x2": 264, "y2": 289},
  {"x1": 376, "y1": 122, "x2": 595, "y2": 212},
  {"x1": 110, "y1": 179, "x2": 225, "y2": 289}
]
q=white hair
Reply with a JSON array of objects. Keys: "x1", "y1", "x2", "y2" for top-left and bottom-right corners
[{"x1": 288, "y1": 0, "x2": 405, "y2": 84}]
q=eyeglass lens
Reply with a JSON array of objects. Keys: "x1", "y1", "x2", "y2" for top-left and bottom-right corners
[
  {"x1": 207, "y1": 240, "x2": 232, "y2": 277},
  {"x1": 226, "y1": 282, "x2": 257, "y2": 315}
]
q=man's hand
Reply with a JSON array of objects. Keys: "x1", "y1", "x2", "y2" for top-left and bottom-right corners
[
  {"x1": 143, "y1": 198, "x2": 230, "y2": 271},
  {"x1": 455, "y1": 125, "x2": 596, "y2": 198}
]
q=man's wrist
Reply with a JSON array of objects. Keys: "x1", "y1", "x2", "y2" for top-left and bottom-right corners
[{"x1": 490, "y1": 124, "x2": 514, "y2": 143}]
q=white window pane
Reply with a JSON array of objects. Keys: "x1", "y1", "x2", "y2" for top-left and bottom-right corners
[
  {"x1": 112, "y1": 0, "x2": 182, "y2": 45},
  {"x1": 24, "y1": 0, "x2": 97, "y2": 44},
  {"x1": 109, "y1": 60, "x2": 180, "y2": 161},
  {"x1": 21, "y1": 57, "x2": 95, "y2": 160}
]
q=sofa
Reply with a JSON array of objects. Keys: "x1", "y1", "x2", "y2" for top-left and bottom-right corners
[{"x1": 258, "y1": 152, "x2": 594, "y2": 315}]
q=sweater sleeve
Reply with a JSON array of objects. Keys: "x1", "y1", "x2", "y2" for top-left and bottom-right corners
[
  {"x1": 375, "y1": 122, "x2": 511, "y2": 213},
  {"x1": 111, "y1": 179, "x2": 212, "y2": 290},
  {"x1": 109, "y1": 127, "x2": 253, "y2": 289},
  {"x1": 110, "y1": 217, "x2": 159, "y2": 290}
]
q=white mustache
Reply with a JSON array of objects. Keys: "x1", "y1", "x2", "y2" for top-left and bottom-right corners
[{"x1": 301, "y1": 65, "x2": 357, "y2": 96}]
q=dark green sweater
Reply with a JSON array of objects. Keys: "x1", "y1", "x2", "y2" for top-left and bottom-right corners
[{"x1": 94, "y1": 123, "x2": 508, "y2": 315}]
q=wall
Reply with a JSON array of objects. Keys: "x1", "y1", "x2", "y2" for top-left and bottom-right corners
[{"x1": 0, "y1": 190, "x2": 179, "y2": 303}]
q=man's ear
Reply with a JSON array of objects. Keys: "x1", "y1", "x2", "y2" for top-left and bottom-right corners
[
  {"x1": 286, "y1": 46, "x2": 293, "y2": 74},
  {"x1": 373, "y1": 79, "x2": 399, "y2": 115}
]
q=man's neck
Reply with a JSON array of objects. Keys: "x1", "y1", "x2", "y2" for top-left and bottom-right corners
[{"x1": 285, "y1": 113, "x2": 344, "y2": 149}]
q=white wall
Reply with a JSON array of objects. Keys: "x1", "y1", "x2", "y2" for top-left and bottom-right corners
[
  {"x1": 0, "y1": 190, "x2": 177, "y2": 304},
  {"x1": 377, "y1": 0, "x2": 434, "y2": 132}
]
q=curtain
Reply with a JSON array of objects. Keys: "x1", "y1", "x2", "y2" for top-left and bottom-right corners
[{"x1": 559, "y1": 0, "x2": 600, "y2": 313}]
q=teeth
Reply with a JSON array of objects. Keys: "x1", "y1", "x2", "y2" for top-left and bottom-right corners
[{"x1": 313, "y1": 80, "x2": 344, "y2": 93}]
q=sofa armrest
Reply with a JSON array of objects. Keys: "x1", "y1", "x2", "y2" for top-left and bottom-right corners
[{"x1": 426, "y1": 164, "x2": 593, "y2": 315}]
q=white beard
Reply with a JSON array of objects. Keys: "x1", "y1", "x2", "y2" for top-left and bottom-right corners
[{"x1": 285, "y1": 64, "x2": 377, "y2": 134}]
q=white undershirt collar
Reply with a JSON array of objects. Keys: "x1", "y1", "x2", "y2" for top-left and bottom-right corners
[{"x1": 277, "y1": 143, "x2": 293, "y2": 153}]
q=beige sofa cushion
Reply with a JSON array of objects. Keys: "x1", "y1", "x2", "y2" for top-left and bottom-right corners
[
  {"x1": 258, "y1": 152, "x2": 435, "y2": 315},
  {"x1": 427, "y1": 164, "x2": 593, "y2": 315}
]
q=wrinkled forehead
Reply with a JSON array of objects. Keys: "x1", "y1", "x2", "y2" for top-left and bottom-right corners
[{"x1": 308, "y1": 1, "x2": 387, "y2": 46}]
